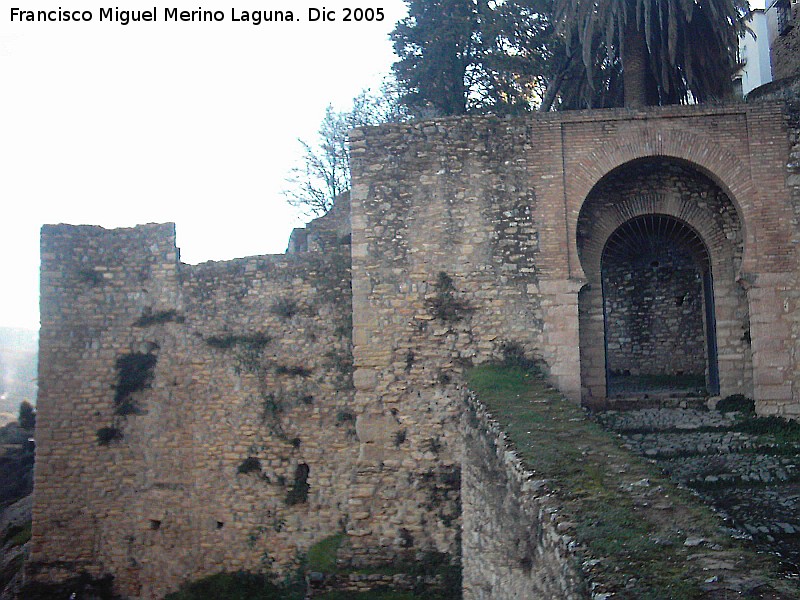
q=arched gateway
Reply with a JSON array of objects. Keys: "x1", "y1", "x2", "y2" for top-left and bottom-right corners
[{"x1": 576, "y1": 157, "x2": 750, "y2": 403}]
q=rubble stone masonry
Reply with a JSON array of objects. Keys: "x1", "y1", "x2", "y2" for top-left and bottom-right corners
[{"x1": 30, "y1": 95, "x2": 800, "y2": 598}]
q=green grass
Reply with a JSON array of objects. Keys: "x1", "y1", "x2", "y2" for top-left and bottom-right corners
[
  {"x1": 164, "y1": 572, "x2": 304, "y2": 600},
  {"x1": 316, "y1": 591, "x2": 415, "y2": 599},
  {"x1": 466, "y1": 364, "x2": 794, "y2": 600},
  {"x1": 5, "y1": 520, "x2": 31, "y2": 547},
  {"x1": 307, "y1": 534, "x2": 345, "y2": 572}
]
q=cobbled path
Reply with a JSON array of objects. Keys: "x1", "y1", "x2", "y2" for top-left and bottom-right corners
[{"x1": 595, "y1": 405, "x2": 800, "y2": 579}]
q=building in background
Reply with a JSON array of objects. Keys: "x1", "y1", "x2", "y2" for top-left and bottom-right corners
[{"x1": 737, "y1": 9, "x2": 773, "y2": 96}]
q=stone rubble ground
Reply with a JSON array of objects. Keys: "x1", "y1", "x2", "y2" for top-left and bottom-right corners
[{"x1": 595, "y1": 405, "x2": 800, "y2": 580}]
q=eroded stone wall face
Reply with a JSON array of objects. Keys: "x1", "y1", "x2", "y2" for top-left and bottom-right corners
[
  {"x1": 32, "y1": 223, "x2": 360, "y2": 598},
  {"x1": 788, "y1": 91, "x2": 800, "y2": 418},
  {"x1": 347, "y1": 118, "x2": 550, "y2": 561},
  {"x1": 604, "y1": 252, "x2": 706, "y2": 378},
  {"x1": 31, "y1": 98, "x2": 800, "y2": 599},
  {"x1": 461, "y1": 394, "x2": 587, "y2": 600}
]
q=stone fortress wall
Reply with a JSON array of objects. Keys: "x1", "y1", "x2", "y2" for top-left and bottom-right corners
[{"x1": 30, "y1": 94, "x2": 800, "y2": 598}]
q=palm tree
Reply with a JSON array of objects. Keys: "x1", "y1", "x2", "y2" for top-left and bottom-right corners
[{"x1": 552, "y1": 0, "x2": 750, "y2": 108}]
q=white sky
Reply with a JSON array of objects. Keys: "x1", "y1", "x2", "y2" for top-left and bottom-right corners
[
  {"x1": 1, "y1": 1, "x2": 768, "y2": 332},
  {"x1": 1, "y1": 1, "x2": 408, "y2": 330}
]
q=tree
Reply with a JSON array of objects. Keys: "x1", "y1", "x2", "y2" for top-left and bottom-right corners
[
  {"x1": 18, "y1": 400, "x2": 35, "y2": 430},
  {"x1": 392, "y1": 0, "x2": 561, "y2": 116},
  {"x1": 284, "y1": 83, "x2": 407, "y2": 216},
  {"x1": 392, "y1": 0, "x2": 476, "y2": 116},
  {"x1": 552, "y1": 0, "x2": 750, "y2": 108}
]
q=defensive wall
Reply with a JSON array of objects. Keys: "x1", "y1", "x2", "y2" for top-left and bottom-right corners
[{"x1": 30, "y1": 95, "x2": 800, "y2": 598}]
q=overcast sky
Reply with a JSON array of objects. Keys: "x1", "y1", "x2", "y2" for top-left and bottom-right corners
[
  {"x1": 1, "y1": 0, "x2": 408, "y2": 330},
  {"x1": 1, "y1": 1, "x2": 769, "y2": 332}
]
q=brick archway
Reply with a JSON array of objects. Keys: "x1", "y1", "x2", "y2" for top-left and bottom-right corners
[
  {"x1": 575, "y1": 157, "x2": 750, "y2": 402},
  {"x1": 566, "y1": 124, "x2": 757, "y2": 282}
]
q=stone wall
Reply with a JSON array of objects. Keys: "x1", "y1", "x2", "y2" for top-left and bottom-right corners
[
  {"x1": 351, "y1": 102, "x2": 796, "y2": 413},
  {"x1": 346, "y1": 118, "x2": 544, "y2": 561},
  {"x1": 30, "y1": 95, "x2": 800, "y2": 599},
  {"x1": 771, "y1": 3, "x2": 800, "y2": 81},
  {"x1": 603, "y1": 251, "x2": 706, "y2": 378},
  {"x1": 32, "y1": 223, "x2": 363, "y2": 598},
  {"x1": 461, "y1": 392, "x2": 587, "y2": 599}
]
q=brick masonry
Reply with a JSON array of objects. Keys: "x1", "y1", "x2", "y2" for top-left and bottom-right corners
[{"x1": 30, "y1": 94, "x2": 800, "y2": 598}]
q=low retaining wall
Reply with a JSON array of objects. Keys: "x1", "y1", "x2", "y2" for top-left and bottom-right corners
[{"x1": 461, "y1": 391, "x2": 587, "y2": 599}]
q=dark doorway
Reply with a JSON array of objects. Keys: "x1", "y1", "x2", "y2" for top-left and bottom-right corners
[{"x1": 601, "y1": 214, "x2": 719, "y2": 396}]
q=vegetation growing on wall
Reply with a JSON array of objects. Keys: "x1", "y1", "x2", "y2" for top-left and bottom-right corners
[
  {"x1": 274, "y1": 365, "x2": 313, "y2": 378},
  {"x1": 237, "y1": 456, "x2": 262, "y2": 475},
  {"x1": 18, "y1": 573, "x2": 118, "y2": 600},
  {"x1": 161, "y1": 543, "x2": 461, "y2": 600},
  {"x1": 269, "y1": 297, "x2": 301, "y2": 319},
  {"x1": 133, "y1": 308, "x2": 185, "y2": 327},
  {"x1": 427, "y1": 272, "x2": 473, "y2": 322},
  {"x1": 205, "y1": 332, "x2": 272, "y2": 377},
  {"x1": 77, "y1": 268, "x2": 104, "y2": 287},
  {"x1": 113, "y1": 352, "x2": 157, "y2": 415},
  {"x1": 164, "y1": 571, "x2": 304, "y2": 600},
  {"x1": 96, "y1": 426, "x2": 123, "y2": 446},
  {"x1": 285, "y1": 463, "x2": 310, "y2": 505}
]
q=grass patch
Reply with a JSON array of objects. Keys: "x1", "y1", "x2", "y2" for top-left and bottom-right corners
[
  {"x1": 4, "y1": 520, "x2": 31, "y2": 546},
  {"x1": 316, "y1": 592, "x2": 414, "y2": 600},
  {"x1": 164, "y1": 571, "x2": 304, "y2": 600},
  {"x1": 307, "y1": 533, "x2": 345, "y2": 572},
  {"x1": 734, "y1": 415, "x2": 800, "y2": 445},
  {"x1": 466, "y1": 364, "x2": 791, "y2": 599}
]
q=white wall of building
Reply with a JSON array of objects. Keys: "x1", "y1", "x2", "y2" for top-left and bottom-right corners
[{"x1": 739, "y1": 9, "x2": 774, "y2": 95}]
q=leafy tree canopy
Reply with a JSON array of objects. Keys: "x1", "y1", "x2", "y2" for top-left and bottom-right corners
[
  {"x1": 555, "y1": 0, "x2": 750, "y2": 107},
  {"x1": 392, "y1": 0, "x2": 564, "y2": 115}
]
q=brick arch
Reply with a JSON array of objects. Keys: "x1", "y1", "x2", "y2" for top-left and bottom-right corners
[
  {"x1": 568, "y1": 126, "x2": 756, "y2": 281},
  {"x1": 574, "y1": 155, "x2": 750, "y2": 402},
  {"x1": 577, "y1": 191, "x2": 738, "y2": 283}
]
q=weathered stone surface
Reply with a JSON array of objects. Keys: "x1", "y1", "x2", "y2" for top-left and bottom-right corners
[{"x1": 30, "y1": 96, "x2": 800, "y2": 598}]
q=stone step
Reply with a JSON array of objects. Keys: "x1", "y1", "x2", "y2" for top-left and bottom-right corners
[
  {"x1": 620, "y1": 430, "x2": 759, "y2": 457},
  {"x1": 594, "y1": 406, "x2": 800, "y2": 575},
  {"x1": 660, "y1": 453, "x2": 800, "y2": 486},
  {"x1": 596, "y1": 407, "x2": 740, "y2": 432},
  {"x1": 700, "y1": 485, "x2": 800, "y2": 535}
]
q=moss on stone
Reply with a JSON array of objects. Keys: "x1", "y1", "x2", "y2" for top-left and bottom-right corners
[{"x1": 467, "y1": 364, "x2": 797, "y2": 599}]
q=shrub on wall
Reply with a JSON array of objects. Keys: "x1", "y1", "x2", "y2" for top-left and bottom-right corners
[
  {"x1": 96, "y1": 426, "x2": 123, "y2": 446},
  {"x1": 285, "y1": 463, "x2": 310, "y2": 505},
  {"x1": 133, "y1": 308, "x2": 185, "y2": 327},
  {"x1": 237, "y1": 457, "x2": 262, "y2": 475},
  {"x1": 427, "y1": 272, "x2": 473, "y2": 322},
  {"x1": 113, "y1": 352, "x2": 157, "y2": 415}
]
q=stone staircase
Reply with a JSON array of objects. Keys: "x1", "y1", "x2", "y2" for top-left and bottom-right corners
[{"x1": 594, "y1": 404, "x2": 800, "y2": 579}]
